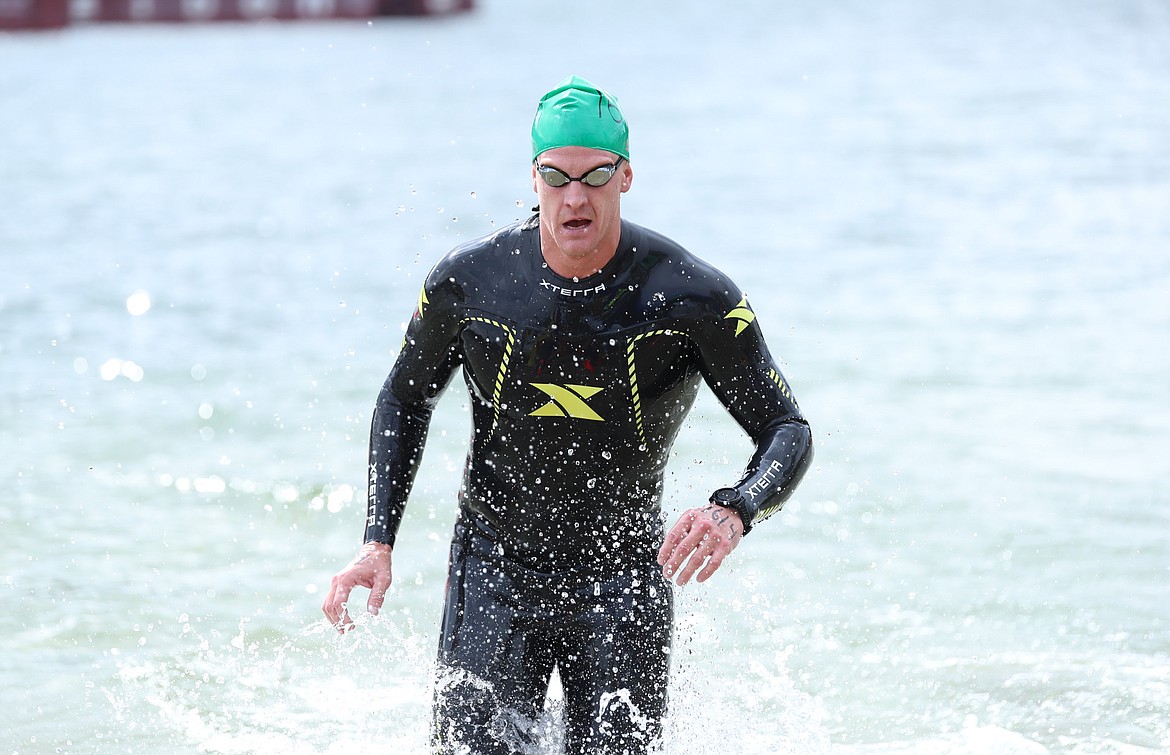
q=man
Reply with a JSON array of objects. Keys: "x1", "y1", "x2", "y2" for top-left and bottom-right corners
[{"x1": 323, "y1": 75, "x2": 813, "y2": 754}]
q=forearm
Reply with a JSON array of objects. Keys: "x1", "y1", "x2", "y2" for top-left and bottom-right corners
[
  {"x1": 728, "y1": 418, "x2": 813, "y2": 527},
  {"x1": 363, "y1": 387, "x2": 435, "y2": 547}
]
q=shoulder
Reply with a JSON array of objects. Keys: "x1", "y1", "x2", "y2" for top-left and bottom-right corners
[
  {"x1": 624, "y1": 221, "x2": 745, "y2": 312},
  {"x1": 425, "y1": 219, "x2": 533, "y2": 292},
  {"x1": 432, "y1": 219, "x2": 529, "y2": 275}
]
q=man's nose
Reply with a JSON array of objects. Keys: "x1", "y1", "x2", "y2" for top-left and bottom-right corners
[{"x1": 562, "y1": 180, "x2": 589, "y2": 207}]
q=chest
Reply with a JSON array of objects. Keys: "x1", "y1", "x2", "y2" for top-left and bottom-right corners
[{"x1": 458, "y1": 306, "x2": 694, "y2": 426}]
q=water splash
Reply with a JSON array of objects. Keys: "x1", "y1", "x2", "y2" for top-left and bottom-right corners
[{"x1": 105, "y1": 611, "x2": 436, "y2": 753}]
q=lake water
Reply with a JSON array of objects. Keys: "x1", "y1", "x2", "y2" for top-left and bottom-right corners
[{"x1": 3, "y1": 0, "x2": 1169, "y2": 752}]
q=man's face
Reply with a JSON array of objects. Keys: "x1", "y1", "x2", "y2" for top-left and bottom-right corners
[{"x1": 532, "y1": 146, "x2": 633, "y2": 276}]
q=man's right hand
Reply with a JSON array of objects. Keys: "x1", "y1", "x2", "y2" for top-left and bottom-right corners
[{"x1": 322, "y1": 541, "x2": 393, "y2": 633}]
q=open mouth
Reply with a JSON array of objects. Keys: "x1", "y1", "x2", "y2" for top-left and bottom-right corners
[{"x1": 564, "y1": 219, "x2": 591, "y2": 230}]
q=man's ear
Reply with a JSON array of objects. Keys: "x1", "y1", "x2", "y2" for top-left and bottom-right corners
[{"x1": 621, "y1": 163, "x2": 634, "y2": 193}]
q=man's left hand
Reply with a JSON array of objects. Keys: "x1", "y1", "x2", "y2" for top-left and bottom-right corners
[{"x1": 657, "y1": 505, "x2": 744, "y2": 585}]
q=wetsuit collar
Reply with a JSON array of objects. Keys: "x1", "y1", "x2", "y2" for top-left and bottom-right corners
[{"x1": 531, "y1": 220, "x2": 635, "y2": 300}]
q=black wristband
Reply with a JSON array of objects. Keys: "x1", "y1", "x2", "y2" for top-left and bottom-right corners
[{"x1": 709, "y1": 487, "x2": 753, "y2": 535}]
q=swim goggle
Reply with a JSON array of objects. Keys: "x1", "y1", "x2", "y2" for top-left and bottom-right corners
[{"x1": 535, "y1": 158, "x2": 625, "y2": 188}]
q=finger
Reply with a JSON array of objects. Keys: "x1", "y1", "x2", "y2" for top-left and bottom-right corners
[
  {"x1": 667, "y1": 527, "x2": 718, "y2": 584},
  {"x1": 329, "y1": 584, "x2": 353, "y2": 630},
  {"x1": 658, "y1": 517, "x2": 691, "y2": 565},
  {"x1": 326, "y1": 578, "x2": 357, "y2": 632},
  {"x1": 657, "y1": 530, "x2": 677, "y2": 565},
  {"x1": 671, "y1": 518, "x2": 714, "y2": 561},
  {"x1": 321, "y1": 579, "x2": 341, "y2": 625},
  {"x1": 674, "y1": 542, "x2": 713, "y2": 585},
  {"x1": 367, "y1": 568, "x2": 392, "y2": 616},
  {"x1": 660, "y1": 537, "x2": 691, "y2": 578},
  {"x1": 694, "y1": 549, "x2": 727, "y2": 583},
  {"x1": 664, "y1": 536, "x2": 697, "y2": 578}
]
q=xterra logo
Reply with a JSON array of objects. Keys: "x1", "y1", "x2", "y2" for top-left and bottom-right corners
[
  {"x1": 415, "y1": 286, "x2": 429, "y2": 319},
  {"x1": 723, "y1": 296, "x2": 756, "y2": 336},
  {"x1": 529, "y1": 383, "x2": 605, "y2": 421}
]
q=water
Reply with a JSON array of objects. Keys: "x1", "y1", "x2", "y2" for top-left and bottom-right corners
[{"x1": 3, "y1": 1, "x2": 1169, "y2": 752}]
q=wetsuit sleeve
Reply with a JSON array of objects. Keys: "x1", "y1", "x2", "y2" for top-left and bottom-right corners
[
  {"x1": 364, "y1": 267, "x2": 463, "y2": 547},
  {"x1": 693, "y1": 282, "x2": 813, "y2": 530}
]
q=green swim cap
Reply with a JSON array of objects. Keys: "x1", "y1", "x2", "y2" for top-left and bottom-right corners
[{"x1": 531, "y1": 75, "x2": 629, "y2": 161}]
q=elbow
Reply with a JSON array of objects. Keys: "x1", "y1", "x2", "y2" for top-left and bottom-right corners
[
  {"x1": 792, "y1": 421, "x2": 814, "y2": 480},
  {"x1": 801, "y1": 421, "x2": 814, "y2": 461}
]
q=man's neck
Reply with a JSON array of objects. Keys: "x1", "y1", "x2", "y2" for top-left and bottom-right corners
[{"x1": 538, "y1": 227, "x2": 621, "y2": 280}]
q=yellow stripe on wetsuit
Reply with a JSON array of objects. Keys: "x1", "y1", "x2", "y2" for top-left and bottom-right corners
[{"x1": 463, "y1": 316, "x2": 515, "y2": 442}]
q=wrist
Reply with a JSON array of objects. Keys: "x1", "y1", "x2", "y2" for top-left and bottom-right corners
[{"x1": 709, "y1": 487, "x2": 754, "y2": 535}]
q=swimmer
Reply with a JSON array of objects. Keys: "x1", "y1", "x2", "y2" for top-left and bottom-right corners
[{"x1": 323, "y1": 75, "x2": 814, "y2": 754}]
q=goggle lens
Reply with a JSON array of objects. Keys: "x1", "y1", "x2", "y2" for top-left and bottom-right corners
[{"x1": 537, "y1": 159, "x2": 624, "y2": 188}]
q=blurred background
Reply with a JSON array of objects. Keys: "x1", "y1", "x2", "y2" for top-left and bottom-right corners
[{"x1": 2, "y1": 1, "x2": 1169, "y2": 752}]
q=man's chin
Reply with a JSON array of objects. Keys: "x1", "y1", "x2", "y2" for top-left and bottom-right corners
[{"x1": 553, "y1": 233, "x2": 598, "y2": 258}]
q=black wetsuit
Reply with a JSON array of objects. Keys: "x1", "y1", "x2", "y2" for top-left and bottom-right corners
[{"x1": 364, "y1": 216, "x2": 813, "y2": 753}]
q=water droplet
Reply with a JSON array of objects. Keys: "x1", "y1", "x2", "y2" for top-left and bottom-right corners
[{"x1": 126, "y1": 290, "x2": 151, "y2": 316}]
